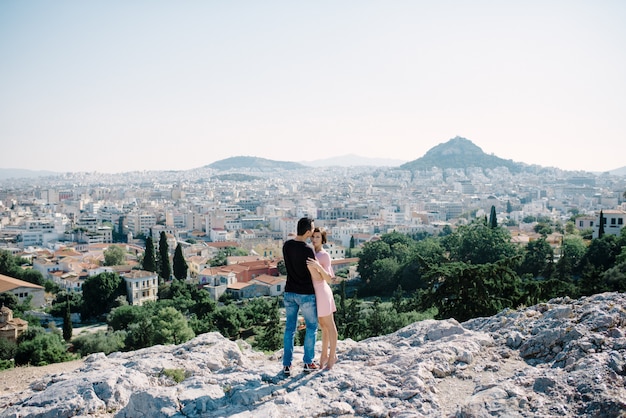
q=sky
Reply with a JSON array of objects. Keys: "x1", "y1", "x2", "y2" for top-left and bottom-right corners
[{"x1": 1, "y1": 1, "x2": 625, "y2": 174}]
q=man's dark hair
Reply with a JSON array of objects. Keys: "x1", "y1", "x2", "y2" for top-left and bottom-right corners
[{"x1": 297, "y1": 217, "x2": 314, "y2": 236}]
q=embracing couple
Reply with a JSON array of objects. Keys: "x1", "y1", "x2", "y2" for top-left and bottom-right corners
[{"x1": 281, "y1": 216, "x2": 338, "y2": 376}]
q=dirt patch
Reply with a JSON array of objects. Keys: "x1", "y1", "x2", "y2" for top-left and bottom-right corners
[{"x1": 0, "y1": 359, "x2": 85, "y2": 409}]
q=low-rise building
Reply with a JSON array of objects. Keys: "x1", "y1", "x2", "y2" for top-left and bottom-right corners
[
  {"x1": 0, "y1": 273, "x2": 46, "y2": 308},
  {"x1": 594, "y1": 210, "x2": 626, "y2": 238},
  {"x1": 121, "y1": 270, "x2": 158, "y2": 306}
]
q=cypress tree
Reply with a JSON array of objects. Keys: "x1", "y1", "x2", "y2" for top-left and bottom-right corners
[
  {"x1": 598, "y1": 210, "x2": 605, "y2": 238},
  {"x1": 489, "y1": 205, "x2": 498, "y2": 228},
  {"x1": 142, "y1": 236, "x2": 157, "y2": 272},
  {"x1": 62, "y1": 296, "x2": 72, "y2": 342},
  {"x1": 172, "y1": 243, "x2": 188, "y2": 280},
  {"x1": 159, "y1": 231, "x2": 172, "y2": 281}
]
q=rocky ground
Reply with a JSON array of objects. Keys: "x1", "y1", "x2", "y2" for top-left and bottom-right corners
[
  {"x1": 1, "y1": 292, "x2": 626, "y2": 417},
  {"x1": 0, "y1": 359, "x2": 85, "y2": 403}
]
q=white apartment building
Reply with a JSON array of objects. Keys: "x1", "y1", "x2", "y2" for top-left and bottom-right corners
[
  {"x1": 76, "y1": 216, "x2": 98, "y2": 232},
  {"x1": 126, "y1": 212, "x2": 157, "y2": 235},
  {"x1": 330, "y1": 223, "x2": 374, "y2": 248},
  {"x1": 121, "y1": 270, "x2": 159, "y2": 306},
  {"x1": 165, "y1": 211, "x2": 187, "y2": 228},
  {"x1": 20, "y1": 218, "x2": 65, "y2": 247},
  {"x1": 199, "y1": 269, "x2": 237, "y2": 301}
]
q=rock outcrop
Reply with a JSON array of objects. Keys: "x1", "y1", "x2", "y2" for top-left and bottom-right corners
[{"x1": 2, "y1": 292, "x2": 626, "y2": 417}]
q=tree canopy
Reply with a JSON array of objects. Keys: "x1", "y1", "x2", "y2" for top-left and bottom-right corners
[
  {"x1": 81, "y1": 272, "x2": 126, "y2": 319},
  {"x1": 104, "y1": 245, "x2": 126, "y2": 266}
]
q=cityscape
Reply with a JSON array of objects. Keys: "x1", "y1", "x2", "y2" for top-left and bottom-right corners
[{"x1": 1, "y1": 138, "x2": 626, "y2": 308}]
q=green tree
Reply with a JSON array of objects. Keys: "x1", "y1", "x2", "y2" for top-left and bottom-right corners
[
  {"x1": 489, "y1": 205, "x2": 497, "y2": 228},
  {"x1": 277, "y1": 260, "x2": 287, "y2": 276},
  {"x1": 339, "y1": 293, "x2": 364, "y2": 340},
  {"x1": 213, "y1": 304, "x2": 244, "y2": 339},
  {"x1": 0, "y1": 250, "x2": 21, "y2": 277},
  {"x1": 335, "y1": 281, "x2": 348, "y2": 337},
  {"x1": 15, "y1": 327, "x2": 73, "y2": 366},
  {"x1": 104, "y1": 245, "x2": 126, "y2": 266},
  {"x1": 153, "y1": 307, "x2": 195, "y2": 345},
  {"x1": 444, "y1": 220, "x2": 517, "y2": 265},
  {"x1": 108, "y1": 304, "x2": 147, "y2": 331},
  {"x1": 125, "y1": 314, "x2": 155, "y2": 350},
  {"x1": 398, "y1": 238, "x2": 445, "y2": 291},
  {"x1": 533, "y1": 222, "x2": 553, "y2": 236},
  {"x1": 422, "y1": 259, "x2": 521, "y2": 322},
  {"x1": 188, "y1": 288, "x2": 217, "y2": 320},
  {"x1": 142, "y1": 236, "x2": 157, "y2": 272},
  {"x1": 0, "y1": 292, "x2": 20, "y2": 311},
  {"x1": 392, "y1": 285, "x2": 404, "y2": 312},
  {"x1": 598, "y1": 210, "x2": 605, "y2": 238},
  {"x1": 601, "y1": 261, "x2": 626, "y2": 292},
  {"x1": 0, "y1": 251, "x2": 46, "y2": 286},
  {"x1": 62, "y1": 297, "x2": 73, "y2": 342},
  {"x1": 555, "y1": 236, "x2": 586, "y2": 280},
  {"x1": 172, "y1": 243, "x2": 188, "y2": 280},
  {"x1": 364, "y1": 257, "x2": 401, "y2": 295},
  {"x1": 158, "y1": 231, "x2": 172, "y2": 281},
  {"x1": 81, "y1": 272, "x2": 125, "y2": 319},
  {"x1": 564, "y1": 221, "x2": 577, "y2": 235},
  {"x1": 48, "y1": 291, "x2": 83, "y2": 318},
  {"x1": 358, "y1": 240, "x2": 393, "y2": 290},
  {"x1": 578, "y1": 261, "x2": 606, "y2": 296},
  {"x1": 20, "y1": 269, "x2": 45, "y2": 286},
  {"x1": 518, "y1": 237, "x2": 554, "y2": 278},
  {"x1": 0, "y1": 338, "x2": 17, "y2": 362},
  {"x1": 582, "y1": 234, "x2": 619, "y2": 271},
  {"x1": 358, "y1": 232, "x2": 416, "y2": 295},
  {"x1": 364, "y1": 297, "x2": 386, "y2": 337},
  {"x1": 255, "y1": 297, "x2": 282, "y2": 352}
]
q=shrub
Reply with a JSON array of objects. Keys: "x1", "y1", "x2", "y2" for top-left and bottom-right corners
[
  {"x1": 0, "y1": 338, "x2": 17, "y2": 360},
  {"x1": 14, "y1": 332, "x2": 74, "y2": 366},
  {"x1": 161, "y1": 368, "x2": 187, "y2": 383},
  {"x1": 72, "y1": 330, "x2": 127, "y2": 356}
]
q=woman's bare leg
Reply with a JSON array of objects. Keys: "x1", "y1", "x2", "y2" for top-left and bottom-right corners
[
  {"x1": 318, "y1": 315, "x2": 337, "y2": 369},
  {"x1": 324, "y1": 315, "x2": 338, "y2": 369},
  {"x1": 318, "y1": 317, "x2": 329, "y2": 367}
]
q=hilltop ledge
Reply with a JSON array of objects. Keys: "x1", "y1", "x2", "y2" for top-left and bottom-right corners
[{"x1": 2, "y1": 292, "x2": 625, "y2": 417}]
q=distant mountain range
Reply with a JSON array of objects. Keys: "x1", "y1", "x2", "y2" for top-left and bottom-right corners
[
  {"x1": 2, "y1": 138, "x2": 625, "y2": 178},
  {"x1": 0, "y1": 168, "x2": 58, "y2": 180},
  {"x1": 205, "y1": 156, "x2": 305, "y2": 171},
  {"x1": 204, "y1": 137, "x2": 526, "y2": 172}
]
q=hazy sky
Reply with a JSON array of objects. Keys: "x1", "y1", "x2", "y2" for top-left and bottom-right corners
[{"x1": 1, "y1": 1, "x2": 625, "y2": 173}]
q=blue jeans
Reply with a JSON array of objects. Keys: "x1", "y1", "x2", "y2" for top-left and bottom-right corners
[{"x1": 283, "y1": 292, "x2": 318, "y2": 366}]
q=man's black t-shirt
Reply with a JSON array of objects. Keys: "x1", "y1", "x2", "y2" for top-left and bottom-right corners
[{"x1": 282, "y1": 239, "x2": 316, "y2": 294}]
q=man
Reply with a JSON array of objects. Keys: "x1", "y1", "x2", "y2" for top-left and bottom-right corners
[{"x1": 282, "y1": 216, "x2": 318, "y2": 375}]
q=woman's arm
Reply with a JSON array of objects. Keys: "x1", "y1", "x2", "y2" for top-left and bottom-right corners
[{"x1": 307, "y1": 257, "x2": 332, "y2": 284}]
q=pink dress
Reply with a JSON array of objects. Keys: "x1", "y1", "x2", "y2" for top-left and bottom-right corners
[{"x1": 313, "y1": 249, "x2": 336, "y2": 317}]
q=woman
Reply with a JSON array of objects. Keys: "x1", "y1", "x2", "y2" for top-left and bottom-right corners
[{"x1": 306, "y1": 227, "x2": 338, "y2": 370}]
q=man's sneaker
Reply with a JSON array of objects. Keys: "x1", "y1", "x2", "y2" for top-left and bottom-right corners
[
  {"x1": 303, "y1": 362, "x2": 319, "y2": 373},
  {"x1": 283, "y1": 365, "x2": 292, "y2": 376}
]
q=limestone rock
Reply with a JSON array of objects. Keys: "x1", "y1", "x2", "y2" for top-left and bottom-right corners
[{"x1": 2, "y1": 292, "x2": 626, "y2": 417}]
